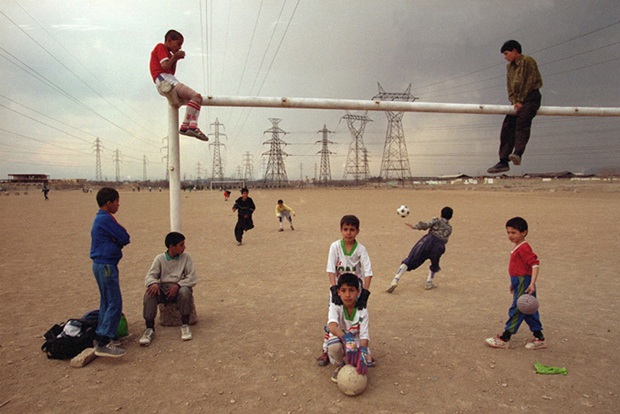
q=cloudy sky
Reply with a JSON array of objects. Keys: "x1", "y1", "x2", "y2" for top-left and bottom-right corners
[{"x1": 1, "y1": 0, "x2": 618, "y2": 182}]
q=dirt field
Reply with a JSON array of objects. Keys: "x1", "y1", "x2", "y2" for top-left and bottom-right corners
[{"x1": 1, "y1": 181, "x2": 619, "y2": 413}]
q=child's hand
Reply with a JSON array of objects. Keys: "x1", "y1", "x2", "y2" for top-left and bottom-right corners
[
  {"x1": 174, "y1": 50, "x2": 186, "y2": 60},
  {"x1": 510, "y1": 285, "x2": 514, "y2": 294},
  {"x1": 356, "y1": 289, "x2": 370, "y2": 310},
  {"x1": 404, "y1": 223, "x2": 415, "y2": 229},
  {"x1": 342, "y1": 332, "x2": 357, "y2": 364},
  {"x1": 525, "y1": 284, "x2": 536, "y2": 294},
  {"x1": 356, "y1": 346, "x2": 369, "y2": 375}
]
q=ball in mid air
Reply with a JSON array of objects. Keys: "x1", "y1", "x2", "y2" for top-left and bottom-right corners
[{"x1": 397, "y1": 205, "x2": 410, "y2": 218}]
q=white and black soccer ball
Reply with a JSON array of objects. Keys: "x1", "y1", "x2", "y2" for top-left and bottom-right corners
[{"x1": 397, "y1": 205, "x2": 410, "y2": 218}]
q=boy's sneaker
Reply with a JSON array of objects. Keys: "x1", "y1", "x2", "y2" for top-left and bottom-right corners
[
  {"x1": 139, "y1": 328, "x2": 155, "y2": 346},
  {"x1": 181, "y1": 324, "x2": 193, "y2": 341},
  {"x1": 290, "y1": 225, "x2": 294, "y2": 230},
  {"x1": 509, "y1": 153, "x2": 522, "y2": 166},
  {"x1": 278, "y1": 228, "x2": 284, "y2": 232},
  {"x1": 487, "y1": 161, "x2": 510, "y2": 174},
  {"x1": 525, "y1": 338, "x2": 547, "y2": 350},
  {"x1": 485, "y1": 335, "x2": 509, "y2": 349},
  {"x1": 386, "y1": 280, "x2": 398, "y2": 293},
  {"x1": 180, "y1": 127, "x2": 209, "y2": 142},
  {"x1": 95, "y1": 343, "x2": 126, "y2": 358},
  {"x1": 316, "y1": 352, "x2": 329, "y2": 366},
  {"x1": 425, "y1": 282, "x2": 438, "y2": 290},
  {"x1": 331, "y1": 365, "x2": 343, "y2": 383}
]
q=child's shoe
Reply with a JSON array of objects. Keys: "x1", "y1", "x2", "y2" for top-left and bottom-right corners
[
  {"x1": 485, "y1": 335, "x2": 509, "y2": 349},
  {"x1": 487, "y1": 161, "x2": 510, "y2": 174},
  {"x1": 181, "y1": 324, "x2": 193, "y2": 341},
  {"x1": 331, "y1": 365, "x2": 343, "y2": 383},
  {"x1": 95, "y1": 343, "x2": 126, "y2": 358},
  {"x1": 290, "y1": 225, "x2": 294, "y2": 230},
  {"x1": 278, "y1": 228, "x2": 284, "y2": 232},
  {"x1": 386, "y1": 280, "x2": 398, "y2": 293},
  {"x1": 139, "y1": 328, "x2": 155, "y2": 346},
  {"x1": 509, "y1": 153, "x2": 522, "y2": 166},
  {"x1": 425, "y1": 282, "x2": 438, "y2": 290},
  {"x1": 316, "y1": 352, "x2": 329, "y2": 366},
  {"x1": 525, "y1": 338, "x2": 547, "y2": 350},
  {"x1": 180, "y1": 127, "x2": 209, "y2": 142}
]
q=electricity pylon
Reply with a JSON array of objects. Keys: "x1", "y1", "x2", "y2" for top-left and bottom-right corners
[
  {"x1": 373, "y1": 83, "x2": 418, "y2": 180},
  {"x1": 92, "y1": 138, "x2": 103, "y2": 181},
  {"x1": 342, "y1": 112, "x2": 372, "y2": 182},
  {"x1": 316, "y1": 124, "x2": 335, "y2": 184},
  {"x1": 113, "y1": 149, "x2": 122, "y2": 183},
  {"x1": 143, "y1": 155, "x2": 148, "y2": 182},
  {"x1": 243, "y1": 151, "x2": 254, "y2": 182},
  {"x1": 160, "y1": 136, "x2": 169, "y2": 181},
  {"x1": 209, "y1": 118, "x2": 226, "y2": 181},
  {"x1": 262, "y1": 118, "x2": 289, "y2": 187}
]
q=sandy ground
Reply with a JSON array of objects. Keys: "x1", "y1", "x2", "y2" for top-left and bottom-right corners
[{"x1": 0, "y1": 181, "x2": 619, "y2": 413}]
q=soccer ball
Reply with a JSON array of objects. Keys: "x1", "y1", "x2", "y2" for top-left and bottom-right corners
[
  {"x1": 337, "y1": 364, "x2": 368, "y2": 396},
  {"x1": 397, "y1": 205, "x2": 410, "y2": 218},
  {"x1": 517, "y1": 294, "x2": 539, "y2": 315}
]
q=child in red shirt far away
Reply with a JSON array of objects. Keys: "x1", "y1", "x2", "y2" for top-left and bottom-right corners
[
  {"x1": 486, "y1": 217, "x2": 546, "y2": 350},
  {"x1": 150, "y1": 29, "x2": 208, "y2": 142}
]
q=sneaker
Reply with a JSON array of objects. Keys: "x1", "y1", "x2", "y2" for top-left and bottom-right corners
[
  {"x1": 290, "y1": 225, "x2": 294, "y2": 230},
  {"x1": 109, "y1": 339, "x2": 122, "y2": 347},
  {"x1": 316, "y1": 352, "x2": 329, "y2": 366},
  {"x1": 485, "y1": 335, "x2": 509, "y2": 349},
  {"x1": 386, "y1": 280, "x2": 398, "y2": 293},
  {"x1": 525, "y1": 338, "x2": 547, "y2": 350},
  {"x1": 139, "y1": 328, "x2": 155, "y2": 346},
  {"x1": 180, "y1": 128, "x2": 209, "y2": 142},
  {"x1": 487, "y1": 161, "x2": 510, "y2": 174},
  {"x1": 331, "y1": 365, "x2": 343, "y2": 383},
  {"x1": 509, "y1": 153, "x2": 521, "y2": 166},
  {"x1": 425, "y1": 282, "x2": 438, "y2": 290},
  {"x1": 95, "y1": 343, "x2": 126, "y2": 358},
  {"x1": 278, "y1": 228, "x2": 283, "y2": 232},
  {"x1": 181, "y1": 324, "x2": 193, "y2": 341}
]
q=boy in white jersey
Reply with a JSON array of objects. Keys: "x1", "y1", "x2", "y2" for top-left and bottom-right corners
[
  {"x1": 139, "y1": 232, "x2": 198, "y2": 346},
  {"x1": 317, "y1": 215, "x2": 373, "y2": 366},
  {"x1": 327, "y1": 273, "x2": 371, "y2": 382}
]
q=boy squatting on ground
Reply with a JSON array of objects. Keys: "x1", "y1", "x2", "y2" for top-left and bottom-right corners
[
  {"x1": 326, "y1": 273, "x2": 372, "y2": 382},
  {"x1": 486, "y1": 217, "x2": 546, "y2": 350},
  {"x1": 487, "y1": 40, "x2": 542, "y2": 174},
  {"x1": 387, "y1": 207, "x2": 453, "y2": 293},
  {"x1": 90, "y1": 187, "x2": 130, "y2": 358},
  {"x1": 275, "y1": 199, "x2": 295, "y2": 231},
  {"x1": 150, "y1": 29, "x2": 208, "y2": 141},
  {"x1": 139, "y1": 232, "x2": 197, "y2": 346},
  {"x1": 317, "y1": 215, "x2": 373, "y2": 366}
]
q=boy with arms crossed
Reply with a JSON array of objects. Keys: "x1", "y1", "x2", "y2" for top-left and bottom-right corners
[{"x1": 90, "y1": 187, "x2": 130, "y2": 358}]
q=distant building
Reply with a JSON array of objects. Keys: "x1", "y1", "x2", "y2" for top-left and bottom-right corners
[{"x1": 7, "y1": 174, "x2": 49, "y2": 184}]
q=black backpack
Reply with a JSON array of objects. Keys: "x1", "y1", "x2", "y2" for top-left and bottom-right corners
[{"x1": 41, "y1": 318, "x2": 98, "y2": 360}]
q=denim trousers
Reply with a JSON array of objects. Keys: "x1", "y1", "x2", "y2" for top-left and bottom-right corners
[{"x1": 92, "y1": 263, "x2": 123, "y2": 341}]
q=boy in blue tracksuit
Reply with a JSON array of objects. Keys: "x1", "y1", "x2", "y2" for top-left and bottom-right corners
[{"x1": 90, "y1": 187, "x2": 130, "y2": 358}]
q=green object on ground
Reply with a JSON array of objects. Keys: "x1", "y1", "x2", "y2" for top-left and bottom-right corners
[
  {"x1": 115, "y1": 315, "x2": 128, "y2": 338},
  {"x1": 534, "y1": 362, "x2": 567, "y2": 375}
]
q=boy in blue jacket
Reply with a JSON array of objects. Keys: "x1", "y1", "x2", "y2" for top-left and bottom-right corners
[{"x1": 90, "y1": 187, "x2": 130, "y2": 358}]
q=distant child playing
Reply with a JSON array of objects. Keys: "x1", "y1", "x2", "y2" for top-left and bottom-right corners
[
  {"x1": 326, "y1": 273, "x2": 372, "y2": 381},
  {"x1": 139, "y1": 232, "x2": 198, "y2": 346},
  {"x1": 150, "y1": 29, "x2": 208, "y2": 141},
  {"x1": 387, "y1": 207, "x2": 453, "y2": 292},
  {"x1": 90, "y1": 187, "x2": 130, "y2": 358},
  {"x1": 232, "y1": 188, "x2": 256, "y2": 245},
  {"x1": 275, "y1": 199, "x2": 295, "y2": 231},
  {"x1": 486, "y1": 216, "x2": 546, "y2": 350},
  {"x1": 317, "y1": 215, "x2": 373, "y2": 366}
]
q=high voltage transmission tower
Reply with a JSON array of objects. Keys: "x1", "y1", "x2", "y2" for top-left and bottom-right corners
[
  {"x1": 112, "y1": 149, "x2": 122, "y2": 183},
  {"x1": 92, "y1": 138, "x2": 103, "y2": 181},
  {"x1": 316, "y1": 124, "x2": 335, "y2": 184},
  {"x1": 143, "y1": 155, "x2": 148, "y2": 182},
  {"x1": 161, "y1": 136, "x2": 169, "y2": 181},
  {"x1": 195, "y1": 162, "x2": 204, "y2": 183},
  {"x1": 209, "y1": 118, "x2": 226, "y2": 181},
  {"x1": 373, "y1": 83, "x2": 418, "y2": 180},
  {"x1": 262, "y1": 118, "x2": 289, "y2": 187},
  {"x1": 243, "y1": 151, "x2": 254, "y2": 182},
  {"x1": 342, "y1": 112, "x2": 372, "y2": 182}
]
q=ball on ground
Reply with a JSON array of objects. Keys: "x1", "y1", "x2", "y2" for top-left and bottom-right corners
[
  {"x1": 397, "y1": 205, "x2": 410, "y2": 218},
  {"x1": 517, "y1": 294, "x2": 539, "y2": 315},
  {"x1": 337, "y1": 364, "x2": 367, "y2": 396}
]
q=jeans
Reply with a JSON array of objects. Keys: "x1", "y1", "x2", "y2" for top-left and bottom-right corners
[{"x1": 92, "y1": 263, "x2": 123, "y2": 341}]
